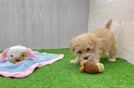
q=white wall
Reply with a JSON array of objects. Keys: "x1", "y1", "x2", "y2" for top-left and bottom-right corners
[
  {"x1": 0, "y1": 0, "x2": 89, "y2": 49},
  {"x1": 88, "y1": 0, "x2": 134, "y2": 64}
]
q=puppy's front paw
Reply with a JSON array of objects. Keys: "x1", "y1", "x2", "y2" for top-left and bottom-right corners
[
  {"x1": 70, "y1": 59, "x2": 79, "y2": 64},
  {"x1": 108, "y1": 58, "x2": 116, "y2": 62}
]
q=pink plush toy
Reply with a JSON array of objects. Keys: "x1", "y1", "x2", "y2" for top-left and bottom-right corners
[{"x1": 0, "y1": 45, "x2": 36, "y2": 63}]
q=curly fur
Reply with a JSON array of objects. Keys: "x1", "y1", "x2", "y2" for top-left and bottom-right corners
[{"x1": 70, "y1": 20, "x2": 117, "y2": 64}]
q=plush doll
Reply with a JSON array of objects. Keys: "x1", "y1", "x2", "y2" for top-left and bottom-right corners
[
  {"x1": 80, "y1": 59, "x2": 104, "y2": 74},
  {"x1": 0, "y1": 45, "x2": 36, "y2": 63}
]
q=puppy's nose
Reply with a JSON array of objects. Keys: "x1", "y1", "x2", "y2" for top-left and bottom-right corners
[{"x1": 84, "y1": 57, "x2": 88, "y2": 60}]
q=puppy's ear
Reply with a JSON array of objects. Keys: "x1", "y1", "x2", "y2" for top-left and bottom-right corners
[
  {"x1": 90, "y1": 37, "x2": 101, "y2": 53},
  {"x1": 105, "y1": 19, "x2": 112, "y2": 29},
  {"x1": 87, "y1": 34, "x2": 98, "y2": 46},
  {"x1": 69, "y1": 38, "x2": 77, "y2": 52},
  {"x1": 90, "y1": 38, "x2": 98, "y2": 46}
]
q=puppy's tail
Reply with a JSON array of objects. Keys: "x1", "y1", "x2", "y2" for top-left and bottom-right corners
[{"x1": 105, "y1": 19, "x2": 112, "y2": 30}]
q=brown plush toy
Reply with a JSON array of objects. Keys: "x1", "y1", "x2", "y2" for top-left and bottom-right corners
[{"x1": 80, "y1": 60, "x2": 104, "y2": 74}]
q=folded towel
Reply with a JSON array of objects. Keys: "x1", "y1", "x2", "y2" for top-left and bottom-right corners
[{"x1": 0, "y1": 51, "x2": 64, "y2": 78}]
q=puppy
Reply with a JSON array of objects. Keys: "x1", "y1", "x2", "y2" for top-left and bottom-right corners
[{"x1": 70, "y1": 20, "x2": 117, "y2": 64}]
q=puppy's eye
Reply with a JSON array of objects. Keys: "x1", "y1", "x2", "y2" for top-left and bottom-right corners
[
  {"x1": 10, "y1": 55, "x2": 13, "y2": 57},
  {"x1": 78, "y1": 51, "x2": 82, "y2": 54},
  {"x1": 87, "y1": 48, "x2": 90, "y2": 51},
  {"x1": 73, "y1": 48, "x2": 75, "y2": 52}
]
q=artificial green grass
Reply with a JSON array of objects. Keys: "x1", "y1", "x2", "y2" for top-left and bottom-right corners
[{"x1": 0, "y1": 48, "x2": 134, "y2": 88}]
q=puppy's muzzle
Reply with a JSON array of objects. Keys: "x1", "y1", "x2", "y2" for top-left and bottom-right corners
[
  {"x1": 84, "y1": 56, "x2": 89, "y2": 60},
  {"x1": 82, "y1": 53, "x2": 91, "y2": 60}
]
